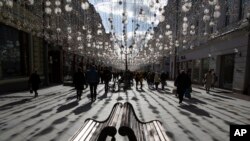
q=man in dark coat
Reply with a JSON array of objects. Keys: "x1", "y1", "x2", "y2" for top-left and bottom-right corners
[
  {"x1": 29, "y1": 70, "x2": 41, "y2": 98},
  {"x1": 103, "y1": 67, "x2": 112, "y2": 93},
  {"x1": 73, "y1": 68, "x2": 85, "y2": 100},
  {"x1": 174, "y1": 70, "x2": 191, "y2": 104},
  {"x1": 160, "y1": 72, "x2": 167, "y2": 90},
  {"x1": 86, "y1": 65, "x2": 99, "y2": 102}
]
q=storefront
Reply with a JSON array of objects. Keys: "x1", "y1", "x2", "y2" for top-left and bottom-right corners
[
  {"x1": 0, "y1": 23, "x2": 47, "y2": 93},
  {"x1": 175, "y1": 28, "x2": 249, "y2": 94}
]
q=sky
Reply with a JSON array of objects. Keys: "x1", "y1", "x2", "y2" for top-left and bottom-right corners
[{"x1": 88, "y1": 0, "x2": 168, "y2": 43}]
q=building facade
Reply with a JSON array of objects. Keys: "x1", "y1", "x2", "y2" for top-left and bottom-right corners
[
  {"x1": 0, "y1": 0, "x2": 108, "y2": 93},
  {"x1": 160, "y1": 0, "x2": 250, "y2": 94}
]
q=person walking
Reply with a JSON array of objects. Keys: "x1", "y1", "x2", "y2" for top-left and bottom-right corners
[
  {"x1": 135, "y1": 72, "x2": 140, "y2": 89},
  {"x1": 154, "y1": 72, "x2": 161, "y2": 90},
  {"x1": 103, "y1": 67, "x2": 112, "y2": 93},
  {"x1": 211, "y1": 72, "x2": 218, "y2": 89},
  {"x1": 29, "y1": 69, "x2": 41, "y2": 98},
  {"x1": 73, "y1": 67, "x2": 85, "y2": 100},
  {"x1": 204, "y1": 70, "x2": 213, "y2": 93},
  {"x1": 160, "y1": 72, "x2": 167, "y2": 90},
  {"x1": 174, "y1": 70, "x2": 191, "y2": 104},
  {"x1": 86, "y1": 65, "x2": 99, "y2": 102}
]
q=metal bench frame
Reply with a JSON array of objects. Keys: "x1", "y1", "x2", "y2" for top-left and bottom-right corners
[{"x1": 69, "y1": 102, "x2": 170, "y2": 141}]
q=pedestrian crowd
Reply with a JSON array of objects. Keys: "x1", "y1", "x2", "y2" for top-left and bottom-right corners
[{"x1": 28, "y1": 65, "x2": 218, "y2": 104}]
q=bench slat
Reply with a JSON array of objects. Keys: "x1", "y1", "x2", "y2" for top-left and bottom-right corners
[
  {"x1": 155, "y1": 121, "x2": 171, "y2": 141},
  {"x1": 146, "y1": 123, "x2": 155, "y2": 141},
  {"x1": 70, "y1": 120, "x2": 93, "y2": 141},
  {"x1": 79, "y1": 121, "x2": 98, "y2": 141},
  {"x1": 150, "y1": 122, "x2": 160, "y2": 141}
]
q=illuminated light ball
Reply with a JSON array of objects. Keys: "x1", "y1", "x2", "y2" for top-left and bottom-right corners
[
  {"x1": 190, "y1": 30, "x2": 195, "y2": 35},
  {"x1": 65, "y1": 4, "x2": 73, "y2": 12},
  {"x1": 204, "y1": 9, "x2": 209, "y2": 14},
  {"x1": 54, "y1": 8, "x2": 62, "y2": 14},
  {"x1": 0, "y1": 1, "x2": 3, "y2": 7},
  {"x1": 67, "y1": 27, "x2": 72, "y2": 33},
  {"x1": 166, "y1": 24, "x2": 170, "y2": 29},
  {"x1": 182, "y1": 23, "x2": 188, "y2": 29},
  {"x1": 209, "y1": 21, "x2": 215, "y2": 26},
  {"x1": 214, "y1": 11, "x2": 221, "y2": 18},
  {"x1": 68, "y1": 35, "x2": 72, "y2": 40},
  {"x1": 55, "y1": 0, "x2": 61, "y2": 6},
  {"x1": 81, "y1": 2, "x2": 89, "y2": 10},
  {"x1": 45, "y1": 7, "x2": 52, "y2": 14},
  {"x1": 77, "y1": 36, "x2": 82, "y2": 41},
  {"x1": 215, "y1": 5, "x2": 220, "y2": 10},
  {"x1": 28, "y1": 0, "x2": 34, "y2": 5},
  {"x1": 6, "y1": 0, "x2": 13, "y2": 8},
  {"x1": 66, "y1": 0, "x2": 72, "y2": 3},
  {"x1": 203, "y1": 15, "x2": 210, "y2": 22},
  {"x1": 87, "y1": 34, "x2": 92, "y2": 39},
  {"x1": 45, "y1": 1, "x2": 51, "y2": 6},
  {"x1": 208, "y1": 0, "x2": 218, "y2": 6},
  {"x1": 159, "y1": 15, "x2": 165, "y2": 22},
  {"x1": 56, "y1": 28, "x2": 61, "y2": 32}
]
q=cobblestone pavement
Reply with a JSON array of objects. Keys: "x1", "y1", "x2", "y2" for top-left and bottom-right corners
[{"x1": 0, "y1": 81, "x2": 250, "y2": 141}]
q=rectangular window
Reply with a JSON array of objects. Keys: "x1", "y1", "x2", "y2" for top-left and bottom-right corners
[
  {"x1": 0, "y1": 24, "x2": 29, "y2": 79},
  {"x1": 239, "y1": 0, "x2": 244, "y2": 20}
]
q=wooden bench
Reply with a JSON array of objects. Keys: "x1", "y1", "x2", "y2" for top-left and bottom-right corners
[
  {"x1": 69, "y1": 103, "x2": 123, "y2": 141},
  {"x1": 118, "y1": 102, "x2": 170, "y2": 141}
]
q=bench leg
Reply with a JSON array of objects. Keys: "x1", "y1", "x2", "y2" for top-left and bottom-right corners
[
  {"x1": 118, "y1": 126, "x2": 137, "y2": 141},
  {"x1": 97, "y1": 127, "x2": 117, "y2": 141}
]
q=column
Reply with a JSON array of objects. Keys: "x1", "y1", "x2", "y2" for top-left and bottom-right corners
[
  {"x1": 28, "y1": 34, "x2": 33, "y2": 73},
  {"x1": 43, "y1": 41, "x2": 49, "y2": 85}
]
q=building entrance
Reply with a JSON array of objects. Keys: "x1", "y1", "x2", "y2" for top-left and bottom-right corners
[{"x1": 220, "y1": 54, "x2": 235, "y2": 90}]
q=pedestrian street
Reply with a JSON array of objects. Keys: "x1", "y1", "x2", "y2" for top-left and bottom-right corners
[{"x1": 0, "y1": 82, "x2": 249, "y2": 141}]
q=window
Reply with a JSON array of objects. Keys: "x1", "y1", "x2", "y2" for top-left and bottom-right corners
[
  {"x1": 238, "y1": 0, "x2": 244, "y2": 20},
  {"x1": 0, "y1": 24, "x2": 29, "y2": 79}
]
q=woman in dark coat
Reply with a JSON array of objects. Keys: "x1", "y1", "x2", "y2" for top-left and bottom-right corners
[
  {"x1": 29, "y1": 70, "x2": 41, "y2": 98},
  {"x1": 174, "y1": 70, "x2": 191, "y2": 104},
  {"x1": 73, "y1": 68, "x2": 85, "y2": 100}
]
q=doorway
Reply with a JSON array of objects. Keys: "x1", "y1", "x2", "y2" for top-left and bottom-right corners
[{"x1": 220, "y1": 54, "x2": 235, "y2": 89}]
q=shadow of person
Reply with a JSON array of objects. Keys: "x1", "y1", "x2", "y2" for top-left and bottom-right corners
[
  {"x1": 73, "y1": 101, "x2": 92, "y2": 115},
  {"x1": 98, "y1": 92, "x2": 108, "y2": 100},
  {"x1": 56, "y1": 101, "x2": 79, "y2": 113},
  {"x1": 180, "y1": 104, "x2": 212, "y2": 118},
  {"x1": 136, "y1": 89, "x2": 145, "y2": 93}
]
